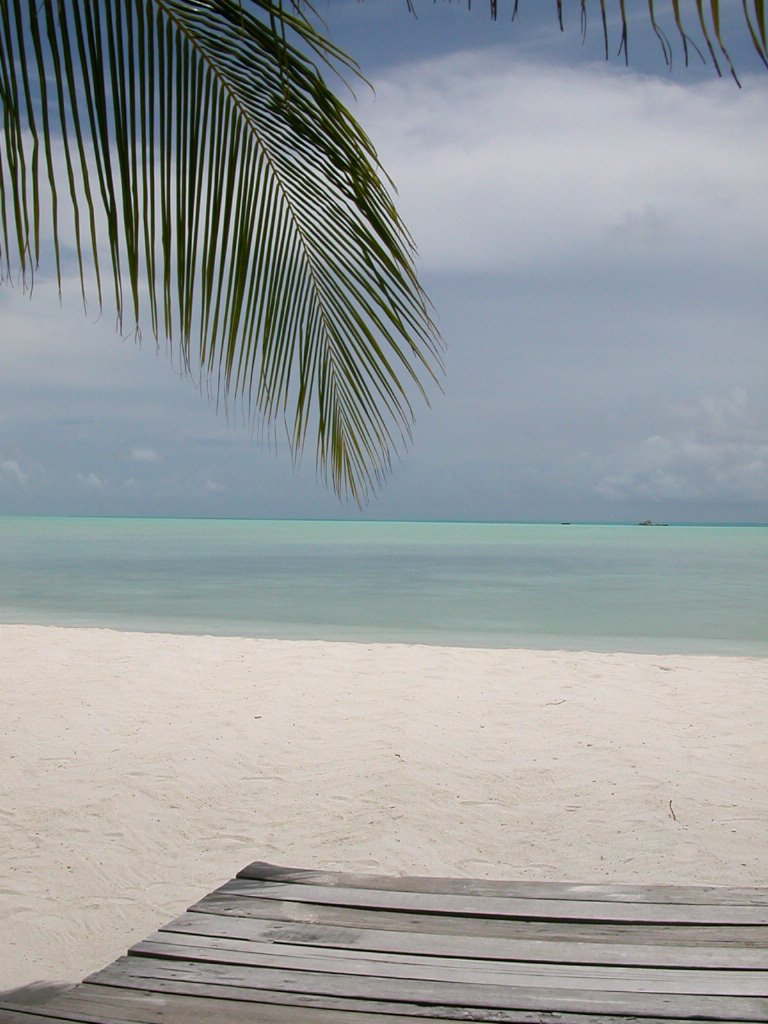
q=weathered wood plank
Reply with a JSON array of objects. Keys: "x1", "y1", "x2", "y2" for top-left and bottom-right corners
[
  {"x1": 11, "y1": 987, "x2": 450, "y2": 1024},
  {"x1": 0, "y1": 1006, "x2": 111, "y2": 1024},
  {"x1": 131, "y1": 933, "x2": 768, "y2": 996},
  {"x1": 0, "y1": 1012, "x2": 58, "y2": 1024},
  {"x1": 12, "y1": 862, "x2": 767, "y2": 1023},
  {"x1": 191, "y1": 891, "x2": 768, "y2": 946},
  {"x1": 219, "y1": 878, "x2": 768, "y2": 925},
  {"x1": 168, "y1": 909, "x2": 768, "y2": 968},
  {"x1": 88, "y1": 956, "x2": 768, "y2": 1021},
  {"x1": 239, "y1": 862, "x2": 768, "y2": 907},
  {"x1": 54, "y1": 985, "x2": 726, "y2": 1024}
]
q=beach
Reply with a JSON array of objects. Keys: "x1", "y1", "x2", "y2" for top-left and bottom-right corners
[{"x1": 1, "y1": 623, "x2": 766, "y2": 991}]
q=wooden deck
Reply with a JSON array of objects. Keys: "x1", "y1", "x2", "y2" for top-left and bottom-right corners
[{"x1": 2, "y1": 860, "x2": 767, "y2": 1022}]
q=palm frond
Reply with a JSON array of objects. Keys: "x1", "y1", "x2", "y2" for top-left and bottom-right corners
[
  {"x1": 0, "y1": 0, "x2": 442, "y2": 503},
  {"x1": 471, "y1": 0, "x2": 768, "y2": 78}
]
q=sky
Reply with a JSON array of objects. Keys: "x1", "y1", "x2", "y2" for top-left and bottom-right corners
[{"x1": 1, "y1": 0, "x2": 766, "y2": 523}]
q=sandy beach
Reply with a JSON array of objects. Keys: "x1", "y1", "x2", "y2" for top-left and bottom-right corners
[{"x1": 1, "y1": 623, "x2": 766, "y2": 991}]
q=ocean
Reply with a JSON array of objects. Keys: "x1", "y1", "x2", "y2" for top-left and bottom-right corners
[{"x1": 0, "y1": 517, "x2": 764, "y2": 655}]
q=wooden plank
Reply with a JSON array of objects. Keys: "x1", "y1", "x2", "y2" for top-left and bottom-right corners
[
  {"x1": 131, "y1": 933, "x2": 768, "y2": 996},
  {"x1": 16, "y1": 987, "x2": 451, "y2": 1024},
  {"x1": 191, "y1": 891, "x2": 768, "y2": 946},
  {"x1": 219, "y1": 878, "x2": 768, "y2": 926},
  {"x1": 239, "y1": 861, "x2": 768, "y2": 907},
  {"x1": 168, "y1": 909, "x2": 768, "y2": 968},
  {"x1": 88, "y1": 956, "x2": 768, "y2": 1021},
  {"x1": 0, "y1": 993, "x2": 582, "y2": 1024},
  {"x1": 0, "y1": 1006, "x2": 111, "y2": 1024},
  {"x1": 0, "y1": 1012, "x2": 65, "y2": 1024},
  {"x1": 52, "y1": 985, "x2": 718, "y2": 1024},
  {"x1": 10, "y1": 862, "x2": 768, "y2": 1024}
]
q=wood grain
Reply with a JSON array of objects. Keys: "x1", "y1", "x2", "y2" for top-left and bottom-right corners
[
  {"x1": 190, "y1": 891, "x2": 768, "y2": 945},
  {"x1": 8, "y1": 861, "x2": 766, "y2": 1023},
  {"x1": 238, "y1": 861, "x2": 768, "y2": 906},
  {"x1": 219, "y1": 878, "x2": 768, "y2": 925}
]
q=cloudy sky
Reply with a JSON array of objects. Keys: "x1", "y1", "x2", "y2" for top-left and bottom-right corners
[{"x1": 1, "y1": 1, "x2": 766, "y2": 522}]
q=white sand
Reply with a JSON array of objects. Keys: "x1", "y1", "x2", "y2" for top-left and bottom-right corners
[{"x1": 1, "y1": 623, "x2": 766, "y2": 990}]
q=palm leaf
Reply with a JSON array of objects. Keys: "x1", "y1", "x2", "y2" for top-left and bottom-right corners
[
  {"x1": 0, "y1": 0, "x2": 441, "y2": 503},
  {"x1": 488, "y1": 1, "x2": 768, "y2": 77},
  {"x1": 3, "y1": 2, "x2": 764, "y2": 506}
]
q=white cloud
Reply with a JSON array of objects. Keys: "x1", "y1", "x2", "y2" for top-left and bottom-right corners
[
  {"x1": 202, "y1": 479, "x2": 226, "y2": 494},
  {"x1": 130, "y1": 446, "x2": 161, "y2": 463},
  {"x1": 76, "y1": 472, "x2": 104, "y2": 489},
  {"x1": 592, "y1": 389, "x2": 768, "y2": 504},
  {"x1": 359, "y1": 53, "x2": 767, "y2": 275},
  {"x1": 0, "y1": 458, "x2": 28, "y2": 485},
  {"x1": 0, "y1": 39, "x2": 764, "y2": 522},
  {"x1": 671, "y1": 387, "x2": 764, "y2": 445}
]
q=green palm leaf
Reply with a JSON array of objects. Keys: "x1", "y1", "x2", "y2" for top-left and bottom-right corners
[
  {"x1": 0, "y1": 0, "x2": 441, "y2": 503},
  {"x1": 482, "y1": 1, "x2": 768, "y2": 78},
  {"x1": 2, "y1": 2, "x2": 764, "y2": 506}
]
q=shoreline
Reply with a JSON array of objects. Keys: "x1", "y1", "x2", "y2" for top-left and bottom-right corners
[
  {"x1": 2, "y1": 618, "x2": 765, "y2": 658},
  {"x1": 1, "y1": 623, "x2": 766, "y2": 989}
]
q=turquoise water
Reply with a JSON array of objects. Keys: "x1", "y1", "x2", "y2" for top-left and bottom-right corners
[{"x1": 0, "y1": 517, "x2": 765, "y2": 655}]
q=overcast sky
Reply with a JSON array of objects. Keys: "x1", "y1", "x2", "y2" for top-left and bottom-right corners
[{"x1": 1, "y1": 1, "x2": 766, "y2": 522}]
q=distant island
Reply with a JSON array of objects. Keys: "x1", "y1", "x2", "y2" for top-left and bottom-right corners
[{"x1": 638, "y1": 520, "x2": 668, "y2": 526}]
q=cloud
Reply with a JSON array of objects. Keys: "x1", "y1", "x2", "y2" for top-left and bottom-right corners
[
  {"x1": 202, "y1": 479, "x2": 226, "y2": 494},
  {"x1": 672, "y1": 387, "x2": 765, "y2": 446},
  {"x1": 130, "y1": 446, "x2": 161, "y2": 464},
  {"x1": 595, "y1": 438, "x2": 767, "y2": 503},
  {"x1": 0, "y1": 458, "x2": 28, "y2": 485},
  {"x1": 358, "y1": 53, "x2": 767, "y2": 277},
  {"x1": 590, "y1": 389, "x2": 768, "y2": 504},
  {"x1": 76, "y1": 472, "x2": 104, "y2": 489},
  {"x1": 0, "y1": 40, "x2": 764, "y2": 523}
]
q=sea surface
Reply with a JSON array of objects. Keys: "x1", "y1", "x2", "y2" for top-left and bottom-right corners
[{"x1": 0, "y1": 517, "x2": 765, "y2": 655}]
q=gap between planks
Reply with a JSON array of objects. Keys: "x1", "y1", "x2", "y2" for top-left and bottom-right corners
[
  {"x1": 238, "y1": 862, "x2": 768, "y2": 907},
  {"x1": 190, "y1": 891, "x2": 768, "y2": 946},
  {"x1": 84, "y1": 957, "x2": 768, "y2": 1022},
  {"x1": 219, "y1": 878, "x2": 768, "y2": 926},
  {"x1": 130, "y1": 931, "x2": 768, "y2": 996},
  {"x1": 165, "y1": 909, "x2": 768, "y2": 969}
]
